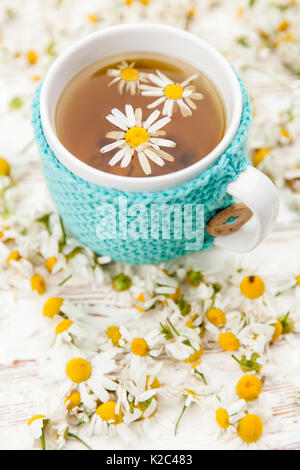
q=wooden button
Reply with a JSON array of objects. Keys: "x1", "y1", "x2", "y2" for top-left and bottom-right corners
[{"x1": 206, "y1": 203, "x2": 253, "y2": 237}]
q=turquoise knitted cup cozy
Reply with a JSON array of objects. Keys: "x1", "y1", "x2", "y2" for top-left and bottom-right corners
[{"x1": 32, "y1": 76, "x2": 251, "y2": 265}]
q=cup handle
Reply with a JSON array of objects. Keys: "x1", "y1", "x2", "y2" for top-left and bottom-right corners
[{"x1": 213, "y1": 166, "x2": 279, "y2": 252}]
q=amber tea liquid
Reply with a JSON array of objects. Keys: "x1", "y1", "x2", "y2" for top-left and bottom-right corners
[{"x1": 55, "y1": 52, "x2": 225, "y2": 178}]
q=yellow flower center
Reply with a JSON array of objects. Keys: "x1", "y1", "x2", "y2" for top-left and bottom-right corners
[
  {"x1": 278, "y1": 20, "x2": 289, "y2": 32},
  {"x1": 170, "y1": 285, "x2": 181, "y2": 302},
  {"x1": 271, "y1": 320, "x2": 283, "y2": 343},
  {"x1": 281, "y1": 128, "x2": 291, "y2": 138},
  {"x1": 27, "y1": 50, "x2": 38, "y2": 64},
  {"x1": 131, "y1": 337, "x2": 149, "y2": 356},
  {"x1": 184, "y1": 345, "x2": 204, "y2": 363},
  {"x1": 31, "y1": 274, "x2": 46, "y2": 295},
  {"x1": 6, "y1": 250, "x2": 20, "y2": 265},
  {"x1": 185, "y1": 320, "x2": 194, "y2": 329},
  {"x1": 55, "y1": 319, "x2": 73, "y2": 335},
  {"x1": 135, "y1": 293, "x2": 145, "y2": 312},
  {"x1": 240, "y1": 275, "x2": 265, "y2": 299},
  {"x1": 27, "y1": 414, "x2": 45, "y2": 425},
  {"x1": 252, "y1": 148, "x2": 270, "y2": 167},
  {"x1": 66, "y1": 358, "x2": 91, "y2": 383},
  {"x1": 216, "y1": 408, "x2": 229, "y2": 429},
  {"x1": 65, "y1": 391, "x2": 81, "y2": 410},
  {"x1": 145, "y1": 375, "x2": 160, "y2": 389},
  {"x1": 43, "y1": 297, "x2": 64, "y2": 318},
  {"x1": 296, "y1": 275, "x2": 300, "y2": 286},
  {"x1": 219, "y1": 332, "x2": 240, "y2": 351},
  {"x1": 236, "y1": 375, "x2": 262, "y2": 401},
  {"x1": 106, "y1": 326, "x2": 122, "y2": 346},
  {"x1": 120, "y1": 67, "x2": 139, "y2": 82},
  {"x1": 125, "y1": 126, "x2": 149, "y2": 148},
  {"x1": 96, "y1": 401, "x2": 123, "y2": 424},
  {"x1": 0, "y1": 158, "x2": 10, "y2": 176},
  {"x1": 237, "y1": 414, "x2": 263, "y2": 443},
  {"x1": 207, "y1": 308, "x2": 226, "y2": 327},
  {"x1": 45, "y1": 257, "x2": 57, "y2": 272},
  {"x1": 87, "y1": 14, "x2": 98, "y2": 23},
  {"x1": 184, "y1": 388, "x2": 197, "y2": 397},
  {"x1": 164, "y1": 84, "x2": 184, "y2": 100}
]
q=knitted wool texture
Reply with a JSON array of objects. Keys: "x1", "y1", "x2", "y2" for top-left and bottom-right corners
[{"x1": 32, "y1": 77, "x2": 252, "y2": 265}]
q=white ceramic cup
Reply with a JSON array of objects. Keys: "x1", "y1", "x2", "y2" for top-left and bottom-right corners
[{"x1": 40, "y1": 23, "x2": 279, "y2": 253}]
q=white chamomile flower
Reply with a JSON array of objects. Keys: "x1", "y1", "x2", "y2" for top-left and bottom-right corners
[
  {"x1": 52, "y1": 316, "x2": 87, "y2": 346},
  {"x1": 230, "y1": 398, "x2": 281, "y2": 450},
  {"x1": 100, "y1": 104, "x2": 176, "y2": 175},
  {"x1": 175, "y1": 385, "x2": 213, "y2": 436},
  {"x1": 88, "y1": 399, "x2": 135, "y2": 444},
  {"x1": 118, "y1": 324, "x2": 163, "y2": 360},
  {"x1": 106, "y1": 60, "x2": 148, "y2": 95},
  {"x1": 162, "y1": 311, "x2": 203, "y2": 361},
  {"x1": 140, "y1": 70, "x2": 203, "y2": 117},
  {"x1": 238, "y1": 322, "x2": 275, "y2": 355},
  {"x1": 26, "y1": 414, "x2": 49, "y2": 450},
  {"x1": 43, "y1": 347, "x2": 119, "y2": 406},
  {"x1": 213, "y1": 392, "x2": 248, "y2": 437},
  {"x1": 116, "y1": 356, "x2": 163, "y2": 424}
]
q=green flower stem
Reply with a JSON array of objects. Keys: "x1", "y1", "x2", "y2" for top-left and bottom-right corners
[
  {"x1": 40, "y1": 428, "x2": 46, "y2": 450},
  {"x1": 174, "y1": 405, "x2": 187, "y2": 436},
  {"x1": 58, "y1": 274, "x2": 72, "y2": 286},
  {"x1": 167, "y1": 318, "x2": 180, "y2": 337},
  {"x1": 67, "y1": 432, "x2": 93, "y2": 450},
  {"x1": 194, "y1": 370, "x2": 208, "y2": 385}
]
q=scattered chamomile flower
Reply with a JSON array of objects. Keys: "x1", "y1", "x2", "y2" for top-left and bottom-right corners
[
  {"x1": 140, "y1": 70, "x2": 203, "y2": 117},
  {"x1": 26, "y1": 415, "x2": 49, "y2": 450},
  {"x1": 52, "y1": 317, "x2": 86, "y2": 347},
  {"x1": 43, "y1": 297, "x2": 64, "y2": 318},
  {"x1": 88, "y1": 400, "x2": 135, "y2": 444},
  {"x1": 161, "y1": 312, "x2": 203, "y2": 361},
  {"x1": 116, "y1": 356, "x2": 163, "y2": 423},
  {"x1": 174, "y1": 385, "x2": 213, "y2": 436},
  {"x1": 185, "y1": 268, "x2": 203, "y2": 287},
  {"x1": 240, "y1": 275, "x2": 265, "y2": 300},
  {"x1": 43, "y1": 347, "x2": 119, "y2": 406},
  {"x1": 232, "y1": 352, "x2": 263, "y2": 373},
  {"x1": 155, "y1": 270, "x2": 180, "y2": 299},
  {"x1": 216, "y1": 329, "x2": 240, "y2": 352},
  {"x1": 119, "y1": 325, "x2": 163, "y2": 360},
  {"x1": 236, "y1": 374, "x2": 263, "y2": 402},
  {"x1": 212, "y1": 391, "x2": 247, "y2": 437},
  {"x1": 112, "y1": 273, "x2": 132, "y2": 291},
  {"x1": 106, "y1": 60, "x2": 148, "y2": 95},
  {"x1": 100, "y1": 105, "x2": 176, "y2": 175},
  {"x1": 0, "y1": 158, "x2": 10, "y2": 176},
  {"x1": 31, "y1": 274, "x2": 46, "y2": 295}
]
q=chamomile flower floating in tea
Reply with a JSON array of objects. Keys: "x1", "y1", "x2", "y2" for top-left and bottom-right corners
[
  {"x1": 107, "y1": 60, "x2": 148, "y2": 95},
  {"x1": 140, "y1": 70, "x2": 203, "y2": 117},
  {"x1": 100, "y1": 104, "x2": 176, "y2": 175}
]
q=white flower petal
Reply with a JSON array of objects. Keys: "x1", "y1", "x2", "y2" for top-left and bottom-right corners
[
  {"x1": 109, "y1": 146, "x2": 128, "y2": 166},
  {"x1": 100, "y1": 140, "x2": 124, "y2": 153},
  {"x1": 120, "y1": 148, "x2": 134, "y2": 168},
  {"x1": 106, "y1": 113, "x2": 128, "y2": 131},
  {"x1": 125, "y1": 105, "x2": 136, "y2": 127},
  {"x1": 147, "y1": 96, "x2": 166, "y2": 109},
  {"x1": 180, "y1": 73, "x2": 199, "y2": 87},
  {"x1": 138, "y1": 152, "x2": 151, "y2": 175},
  {"x1": 143, "y1": 148, "x2": 165, "y2": 167},
  {"x1": 143, "y1": 109, "x2": 161, "y2": 129},
  {"x1": 150, "y1": 137, "x2": 176, "y2": 148},
  {"x1": 148, "y1": 116, "x2": 171, "y2": 133}
]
